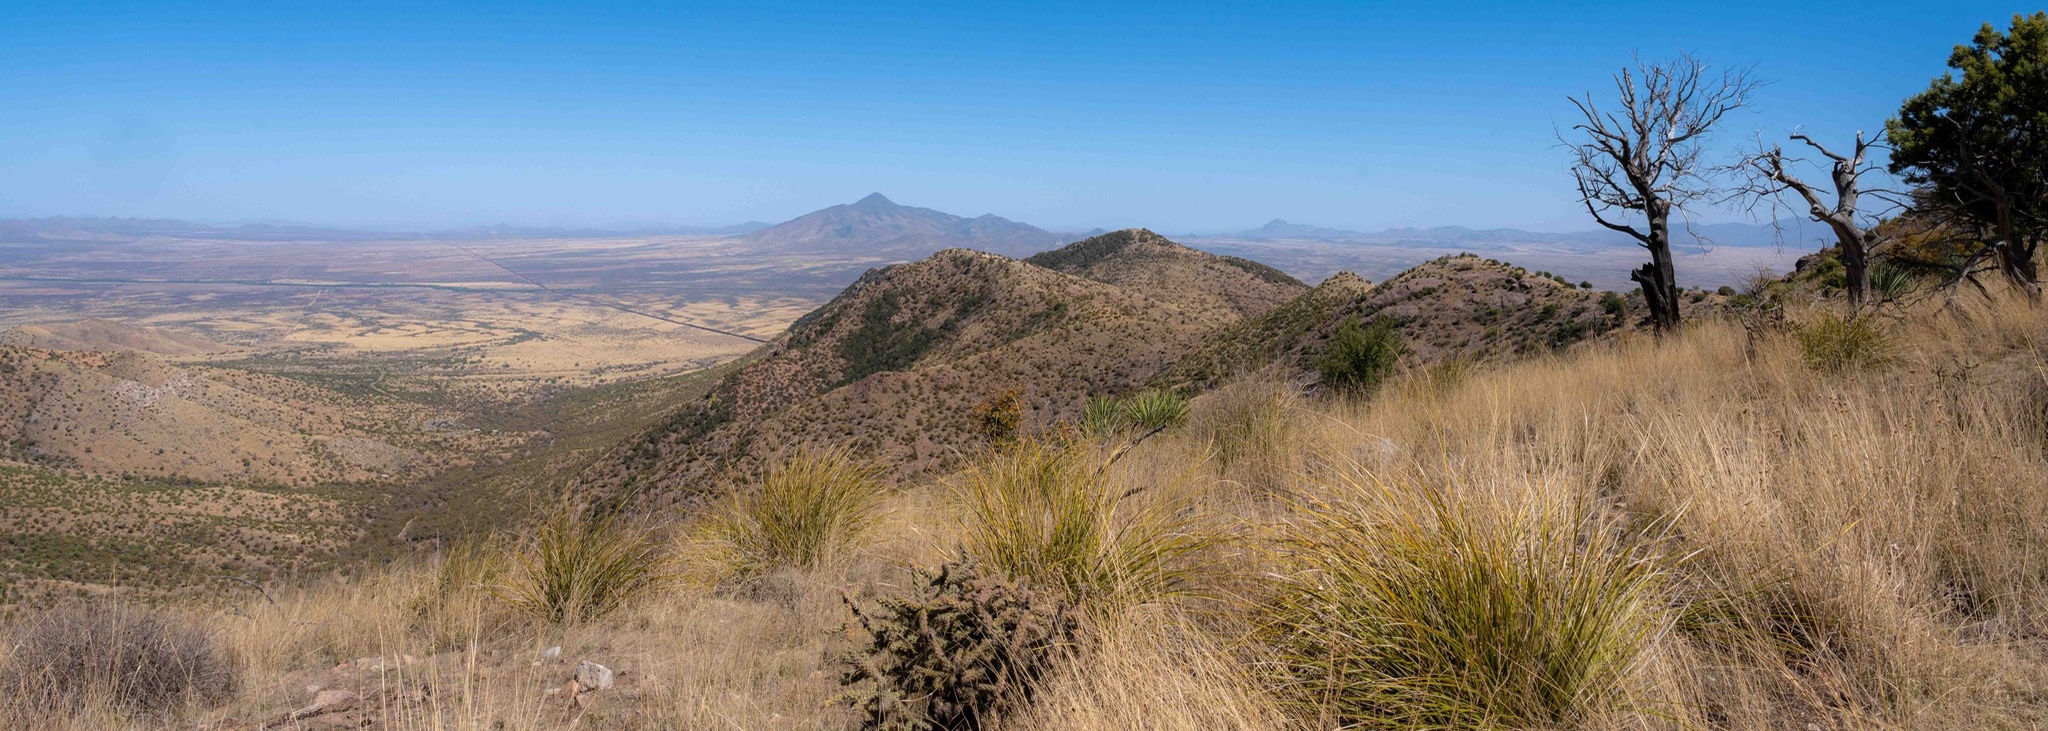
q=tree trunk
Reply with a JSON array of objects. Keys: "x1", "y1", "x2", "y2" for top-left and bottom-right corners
[
  {"x1": 1838, "y1": 230, "x2": 1870, "y2": 306},
  {"x1": 1998, "y1": 240, "x2": 2042, "y2": 300},
  {"x1": 1634, "y1": 210, "x2": 1682, "y2": 332}
]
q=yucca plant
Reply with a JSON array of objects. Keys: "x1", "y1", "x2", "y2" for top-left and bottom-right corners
[
  {"x1": 1080, "y1": 396, "x2": 1128, "y2": 438},
  {"x1": 952, "y1": 439, "x2": 1213, "y2": 608},
  {"x1": 1868, "y1": 259, "x2": 1916, "y2": 302},
  {"x1": 1120, "y1": 390, "x2": 1190, "y2": 433},
  {"x1": 1262, "y1": 472, "x2": 1668, "y2": 729},
  {"x1": 706, "y1": 448, "x2": 890, "y2": 577},
  {"x1": 497, "y1": 503, "x2": 671, "y2": 626}
]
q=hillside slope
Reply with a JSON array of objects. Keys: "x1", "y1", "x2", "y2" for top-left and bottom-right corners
[
  {"x1": 1023, "y1": 228, "x2": 1306, "y2": 321},
  {"x1": 1165, "y1": 254, "x2": 1620, "y2": 388},
  {"x1": 0, "y1": 346, "x2": 513, "y2": 485},
  {"x1": 582, "y1": 231, "x2": 1304, "y2": 508},
  {"x1": 0, "y1": 319, "x2": 228, "y2": 356}
]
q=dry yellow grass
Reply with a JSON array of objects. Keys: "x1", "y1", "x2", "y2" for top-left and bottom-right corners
[{"x1": 6, "y1": 289, "x2": 2044, "y2": 730}]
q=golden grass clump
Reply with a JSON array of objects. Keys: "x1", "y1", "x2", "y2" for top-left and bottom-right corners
[
  {"x1": 1261, "y1": 469, "x2": 1668, "y2": 730},
  {"x1": 1188, "y1": 376, "x2": 1306, "y2": 492},
  {"x1": 496, "y1": 504, "x2": 672, "y2": 626},
  {"x1": 1793, "y1": 310, "x2": 1895, "y2": 373},
  {"x1": 951, "y1": 439, "x2": 1215, "y2": 607},
  {"x1": 703, "y1": 448, "x2": 890, "y2": 578}
]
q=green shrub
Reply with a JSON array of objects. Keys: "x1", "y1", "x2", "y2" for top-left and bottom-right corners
[
  {"x1": 972, "y1": 389, "x2": 1023, "y2": 444},
  {"x1": 1794, "y1": 312, "x2": 1893, "y2": 374},
  {"x1": 2, "y1": 601, "x2": 238, "y2": 716},
  {"x1": 840, "y1": 559, "x2": 1079, "y2": 731},
  {"x1": 952, "y1": 440, "x2": 1212, "y2": 606},
  {"x1": 707, "y1": 449, "x2": 889, "y2": 577},
  {"x1": 497, "y1": 504, "x2": 671, "y2": 625},
  {"x1": 1600, "y1": 291, "x2": 1627, "y2": 319},
  {"x1": 1263, "y1": 479, "x2": 1665, "y2": 729},
  {"x1": 1315, "y1": 316, "x2": 1403, "y2": 395}
]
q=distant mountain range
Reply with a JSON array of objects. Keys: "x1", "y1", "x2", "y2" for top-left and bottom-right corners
[
  {"x1": 738, "y1": 193, "x2": 1065, "y2": 258},
  {"x1": 430, "y1": 222, "x2": 773, "y2": 239},
  {"x1": 0, "y1": 216, "x2": 772, "y2": 243},
  {"x1": 1197, "y1": 217, "x2": 1839, "y2": 250},
  {"x1": 0, "y1": 207, "x2": 1839, "y2": 255}
]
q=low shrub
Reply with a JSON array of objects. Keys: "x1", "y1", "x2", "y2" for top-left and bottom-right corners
[
  {"x1": 1080, "y1": 396, "x2": 1125, "y2": 437},
  {"x1": 2, "y1": 601, "x2": 238, "y2": 717},
  {"x1": 412, "y1": 537, "x2": 513, "y2": 647},
  {"x1": 971, "y1": 389, "x2": 1023, "y2": 444},
  {"x1": 707, "y1": 448, "x2": 890, "y2": 577},
  {"x1": 840, "y1": 559, "x2": 1079, "y2": 731},
  {"x1": 1315, "y1": 316, "x2": 1403, "y2": 395},
  {"x1": 497, "y1": 503, "x2": 671, "y2": 625},
  {"x1": 1868, "y1": 259, "x2": 1917, "y2": 301}
]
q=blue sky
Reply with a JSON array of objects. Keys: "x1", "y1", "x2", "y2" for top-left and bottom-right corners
[{"x1": 0, "y1": 1, "x2": 2025, "y2": 232}]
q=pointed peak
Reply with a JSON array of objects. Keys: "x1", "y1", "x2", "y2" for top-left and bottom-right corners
[{"x1": 853, "y1": 192, "x2": 896, "y2": 207}]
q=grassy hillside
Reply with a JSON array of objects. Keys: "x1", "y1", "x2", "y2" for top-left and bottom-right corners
[
  {"x1": 1166, "y1": 254, "x2": 1623, "y2": 389},
  {"x1": 581, "y1": 231, "x2": 1307, "y2": 510},
  {"x1": 9, "y1": 277, "x2": 2041, "y2": 730}
]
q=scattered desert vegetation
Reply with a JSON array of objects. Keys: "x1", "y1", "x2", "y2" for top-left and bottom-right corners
[
  {"x1": 4, "y1": 13, "x2": 2046, "y2": 731},
  {"x1": 6, "y1": 274, "x2": 2039, "y2": 729}
]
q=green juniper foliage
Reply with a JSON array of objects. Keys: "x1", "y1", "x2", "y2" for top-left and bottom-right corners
[{"x1": 1315, "y1": 316, "x2": 1403, "y2": 395}]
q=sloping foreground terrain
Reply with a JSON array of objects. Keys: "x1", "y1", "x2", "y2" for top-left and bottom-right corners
[{"x1": 581, "y1": 229, "x2": 1309, "y2": 508}]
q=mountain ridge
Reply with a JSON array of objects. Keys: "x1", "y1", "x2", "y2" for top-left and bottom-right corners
[{"x1": 738, "y1": 193, "x2": 1065, "y2": 258}]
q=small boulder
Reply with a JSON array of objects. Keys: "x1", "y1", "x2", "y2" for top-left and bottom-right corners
[{"x1": 575, "y1": 661, "x2": 613, "y2": 690}]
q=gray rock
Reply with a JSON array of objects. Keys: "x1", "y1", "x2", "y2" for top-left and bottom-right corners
[{"x1": 574, "y1": 660, "x2": 613, "y2": 691}]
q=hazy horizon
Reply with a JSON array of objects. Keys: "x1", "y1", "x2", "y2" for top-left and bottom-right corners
[{"x1": 1, "y1": 1, "x2": 2017, "y2": 232}]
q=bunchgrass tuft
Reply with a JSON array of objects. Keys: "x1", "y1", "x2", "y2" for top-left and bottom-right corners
[
  {"x1": 952, "y1": 439, "x2": 1214, "y2": 608},
  {"x1": 1794, "y1": 311, "x2": 1893, "y2": 374},
  {"x1": 706, "y1": 448, "x2": 890, "y2": 577},
  {"x1": 1189, "y1": 378, "x2": 1303, "y2": 491},
  {"x1": 1262, "y1": 469, "x2": 1667, "y2": 729},
  {"x1": 496, "y1": 502, "x2": 672, "y2": 626}
]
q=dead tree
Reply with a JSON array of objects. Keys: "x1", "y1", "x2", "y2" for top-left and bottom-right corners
[
  {"x1": 1731, "y1": 131, "x2": 1900, "y2": 306},
  {"x1": 1565, "y1": 55, "x2": 1759, "y2": 331}
]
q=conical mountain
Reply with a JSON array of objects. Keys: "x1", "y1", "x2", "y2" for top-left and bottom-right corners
[{"x1": 739, "y1": 193, "x2": 1063, "y2": 258}]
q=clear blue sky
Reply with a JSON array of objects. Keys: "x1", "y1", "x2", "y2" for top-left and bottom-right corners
[{"x1": 0, "y1": 1, "x2": 2025, "y2": 232}]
